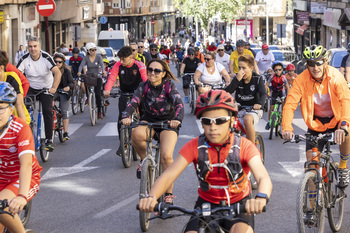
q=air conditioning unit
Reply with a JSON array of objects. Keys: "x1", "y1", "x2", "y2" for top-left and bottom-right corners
[{"x1": 105, "y1": 2, "x2": 111, "y2": 6}]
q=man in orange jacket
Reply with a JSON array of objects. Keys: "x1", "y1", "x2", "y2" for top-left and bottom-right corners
[{"x1": 282, "y1": 45, "x2": 350, "y2": 189}]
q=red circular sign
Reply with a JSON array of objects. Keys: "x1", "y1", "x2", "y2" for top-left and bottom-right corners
[
  {"x1": 151, "y1": 20, "x2": 155, "y2": 25},
  {"x1": 36, "y1": 0, "x2": 56, "y2": 17}
]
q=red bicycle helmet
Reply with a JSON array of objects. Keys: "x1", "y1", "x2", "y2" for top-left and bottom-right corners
[
  {"x1": 195, "y1": 90, "x2": 238, "y2": 118},
  {"x1": 286, "y1": 64, "x2": 295, "y2": 71}
]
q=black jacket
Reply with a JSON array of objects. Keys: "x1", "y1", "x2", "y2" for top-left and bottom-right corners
[{"x1": 58, "y1": 67, "x2": 75, "y2": 96}]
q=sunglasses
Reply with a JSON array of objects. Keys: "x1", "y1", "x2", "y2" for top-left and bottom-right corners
[
  {"x1": 151, "y1": 49, "x2": 158, "y2": 51},
  {"x1": 0, "y1": 105, "x2": 10, "y2": 114},
  {"x1": 90, "y1": 49, "x2": 96, "y2": 51},
  {"x1": 218, "y1": 49, "x2": 224, "y2": 52},
  {"x1": 274, "y1": 69, "x2": 282, "y2": 72},
  {"x1": 189, "y1": 54, "x2": 195, "y2": 56},
  {"x1": 204, "y1": 58, "x2": 212, "y2": 61},
  {"x1": 132, "y1": 49, "x2": 137, "y2": 52},
  {"x1": 54, "y1": 60, "x2": 63, "y2": 64},
  {"x1": 200, "y1": 116, "x2": 231, "y2": 125},
  {"x1": 307, "y1": 60, "x2": 325, "y2": 67},
  {"x1": 138, "y1": 46, "x2": 144, "y2": 48},
  {"x1": 147, "y1": 67, "x2": 164, "y2": 75}
]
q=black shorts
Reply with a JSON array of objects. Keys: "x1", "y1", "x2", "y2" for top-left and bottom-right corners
[
  {"x1": 306, "y1": 116, "x2": 337, "y2": 151},
  {"x1": 182, "y1": 75, "x2": 191, "y2": 89},
  {"x1": 184, "y1": 196, "x2": 254, "y2": 232},
  {"x1": 270, "y1": 91, "x2": 284, "y2": 105}
]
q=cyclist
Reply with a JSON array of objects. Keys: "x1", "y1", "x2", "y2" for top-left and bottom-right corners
[
  {"x1": 175, "y1": 46, "x2": 184, "y2": 63},
  {"x1": 180, "y1": 48, "x2": 201, "y2": 103},
  {"x1": 245, "y1": 42, "x2": 256, "y2": 58},
  {"x1": 121, "y1": 59, "x2": 183, "y2": 204},
  {"x1": 104, "y1": 46, "x2": 148, "y2": 156},
  {"x1": 264, "y1": 61, "x2": 289, "y2": 130},
  {"x1": 225, "y1": 54, "x2": 266, "y2": 143},
  {"x1": 137, "y1": 41, "x2": 152, "y2": 64},
  {"x1": 16, "y1": 36, "x2": 62, "y2": 151},
  {"x1": 229, "y1": 40, "x2": 259, "y2": 78},
  {"x1": 138, "y1": 90, "x2": 272, "y2": 233},
  {"x1": 160, "y1": 45, "x2": 172, "y2": 63},
  {"x1": 130, "y1": 42, "x2": 146, "y2": 64},
  {"x1": 215, "y1": 44, "x2": 230, "y2": 73},
  {"x1": 0, "y1": 82, "x2": 42, "y2": 233},
  {"x1": 53, "y1": 53, "x2": 74, "y2": 141},
  {"x1": 149, "y1": 43, "x2": 167, "y2": 60},
  {"x1": 77, "y1": 42, "x2": 106, "y2": 120},
  {"x1": 193, "y1": 52, "x2": 231, "y2": 95},
  {"x1": 224, "y1": 40, "x2": 234, "y2": 55},
  {"x1": 282, "y1": 45, "x2": 350, "y2": 189},
  {"x1": 0, "y1": 52, "x2": 30, "y2": 125},
  {"x1": 285, "y1": 63, "x2": 297, "y2": 87},
  {"x1": 255, "y1": 44, "x2": 275, "y2": 76},
  {"x1": 194, "y1": 47, "x2": 205, "y2": 63},
  {"x1": 206, "y1": 42, "x2": 217, "y2": 54}
]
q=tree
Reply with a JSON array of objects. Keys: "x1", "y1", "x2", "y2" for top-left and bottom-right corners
[{"x1": 174, "y1": 0, "x2": 246, "y2": 29}]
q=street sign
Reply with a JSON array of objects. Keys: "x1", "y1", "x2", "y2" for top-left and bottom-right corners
[
  {"x1": 277, "y1": 24, "x2": 286, "y2": 38},
  {"x1": 151, "y1": 20, "x2": 155, "y2": 25},
  {"x1": 100, "y1": 16, "x2": 107, "y2": 24},
  {"x1": 36, "y1": 0, "x2": 56, "y2": 17},
  {"x1": 72, "y1": 25, "x2": 81, "y2": 41}
]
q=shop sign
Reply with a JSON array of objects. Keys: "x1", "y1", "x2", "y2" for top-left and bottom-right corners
[
  {"x1": 120, "y1": 18, "x2": 129, "y2": 22},
  {"x1": 293, "y1": 0, "x2": 307, "y2": 11},
  {"x1": 310, "y1": 2, "x2": 326, "y2": 14},
  {"x1": 0, "y1": 11, "x2": 3, "y2": 24},
  {"x1": 297, "y1": 11, "x2": 309, "y2": 22},
  {"x1": 324, "y1": 8, "x2": 342, "y2": 29}
]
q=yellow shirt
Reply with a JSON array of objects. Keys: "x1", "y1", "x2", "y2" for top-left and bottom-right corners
[{"x1": 229, "y1": 49, "x2": 254, "y2": 73}]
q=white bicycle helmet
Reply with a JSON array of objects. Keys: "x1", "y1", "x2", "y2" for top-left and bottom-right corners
[{"x1": 86, "y1": 42, "x2": 96, "y2": 51}]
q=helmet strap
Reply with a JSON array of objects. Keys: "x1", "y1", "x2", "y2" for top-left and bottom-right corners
[{"x1": 311, "y1": 65, "x2": 326, "y2": 84}]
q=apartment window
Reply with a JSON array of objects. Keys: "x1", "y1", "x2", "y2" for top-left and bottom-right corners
[
  {"x1": 25, "y1": 28, "x2": 32, "y2": 42},
  {"x1": 112, "y1": 0, "x2": 120, "y2": 8}
]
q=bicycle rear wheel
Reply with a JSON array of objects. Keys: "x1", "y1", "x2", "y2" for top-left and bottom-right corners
[
  {"x1": 269, "y1": 114, "x2": 275, "y2": 140},
  {"x1": 79, "y1": 88, "x2": 85, "y2": 113},
  {"x1": 190, "y1": 86, "x2": 196, "y2": 114},
  {"x1": 297, "y1": 171, "x2": 325, "y2": 233},
  {"x1": 101, "y1": 95, "x2": 108, "y2": 116},
  {"x1": 71, "y1": 88, "x2": 79, "y2": 115},
  {"x1": 88, "y1": 92, "x2": 96, "y2": 126},
  {"x1": 19, "y1": 200, "x2": 32, "y2": 227},
  {"x1": 139, "y1": 159, "x2": 154, "y2": 232},
  {"x1": 120, "y1": 128, "x2": 132, "y2": 168},
  {"x1": 275, "y1": 115, "x2": 281, "y2": 137},
  {"x1": 327, "y1": 163, "x2": 345, "y2": 232},
  {"x1": 255, "y1": 132, "x2": 265, "y2": 164}
]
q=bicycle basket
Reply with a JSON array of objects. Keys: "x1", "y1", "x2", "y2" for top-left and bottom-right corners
[{"x1": 82, "y1": 74, "x2": 98, "y2": 87}]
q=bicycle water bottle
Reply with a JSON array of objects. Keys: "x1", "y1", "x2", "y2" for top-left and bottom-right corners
[{"x1": 28, "y1": 106, "x2": 34, "y2": 122}]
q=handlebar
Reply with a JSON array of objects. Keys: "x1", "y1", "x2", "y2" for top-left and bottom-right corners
[
  {"x1": 121, "y1": 121, "x2": 181, "y2": 131},
  {"x1": 180, "y1": 73, "x2": 195, "y2": 79},
  {"x1": 283, "y1": 133, "x2": 335, "y2": 145},
  {"x1": 200, "y1": 82, "x2": 226, "y2": 89},
  {"x1": 0, "y1": 199, "x2": 14, "y2": 218},
  {"x1": 109, "y1": 91, "x2": 134, "y2": 98}
]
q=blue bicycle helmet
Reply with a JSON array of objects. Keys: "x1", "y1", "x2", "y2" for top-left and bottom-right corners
[
  {"x1": 236, "y1": 39, "x2": 246, "y2": 47},
  {"x1": 0, "y1": 82, "x2": 16, "y2": 104},
  {"x1": 272, "y1": 61, "x2": 284, "y2": 70}
]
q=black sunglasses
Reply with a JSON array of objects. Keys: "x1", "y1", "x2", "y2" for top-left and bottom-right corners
[
  {"x1": 54, "y1": 60, "x2": 63, "y2": 64},
  {"x1": 189, "y1": 54, "x2": 195, "y2": 56},
  {"x1": 307, "y1": 60, "x2": 325, "y2": 67},
  {"x1": 151, "y1": 49, "x2": 158, "y2": 51},
  {"x1": 218, "y1": 49, "x2": 224, "y2": 52},
  {"x1": 132, "y1": 49, "x2": 137, "y2": 52},
  {"x1": 147, "y1": 67, "x2": 164, "y2": 74},
  {"x1": 204, "y1": 58, "x2": 212, "y2": 61},
  {"x1": 274, "y1": 69, "x2": 282, "y2": 72},
  {"x1": 200, "y1": 116, "x2": 231, "y2": 125},
  {"x1": 138, "y1": 46, "x2": 144, "y2": 48},
  {"x1": 90, "y1": 49, "x2": 96, "y2": 51}
]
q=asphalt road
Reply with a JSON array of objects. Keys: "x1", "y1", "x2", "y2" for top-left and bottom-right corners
[{"x1": 27, "y1": 63, "x2": 350, "y2": 233}]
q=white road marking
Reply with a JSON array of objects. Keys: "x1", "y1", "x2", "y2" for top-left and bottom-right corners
[
  {"x1": 42, "y1": 149, "x2": 112, "y2": 181},
  {"x1": 68, "y1": 123, "x2": 84, "y2": 135},
  {"x1": 278, "y1": 144, "x2": 306, "y2": 177},
  {"x1": 196, "y1": 119, "x2": 204, "y2": 134},
  {"x1": 94, "y1": 193, "x2": 139, "y2": 218},
  {"x1": 178, "y1": 135, "x2": 196, "y2": 139},
  {"x1": 97, "y1": 122, "x2": 118, "y2": 136}
]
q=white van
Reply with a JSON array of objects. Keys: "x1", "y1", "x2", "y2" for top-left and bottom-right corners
[{"x1": 97, "y1": 30, "x2": 129, "y2": 55}]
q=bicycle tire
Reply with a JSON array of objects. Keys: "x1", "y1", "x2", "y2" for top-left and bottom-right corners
[
  {"x1": 120, "y1": 128, "x2": 132, "y2": 168},
  {"x1": 255, "y1": 132, "x2": 265, "y2": 164},
  {"x1": 89, "y1": 92, "x2": 96, "y2": 126},
  {"x1": 19, "y1": 199, "x2": 32, "y2": 227},
  {"x1": 327, "y1": 163, "x2": 345, "y2": 232},
  {"x1": 40, "y1": 138, "x2": 50, "y2": 162},
  {"x1": 297, "y1": 171, "x2": 325, "y2": 233},
  {"x1": 155, "y1": 149, "x2": 164, "y2": 203},
  {"x1": 269, "y1": 114, "x2": 275, "y2": 140},
  {"x1": 56, "y1": 113, "x2": 64, "y2": 143},
  {"x1": 275, "y1": 115, "x2": 281, "y2": 137},
  {"x1": 139, "y1": 159, "x2": 154, "y2": 232},
  {"x1": 71, "y1": 88, "x2": 79, "y2": 115},
  {"x1": 79, "y1": 89, "x2": 85, "y2": 113},
  {"x1": 190, "y1": 86, "x2": 196, "y2": 114}
]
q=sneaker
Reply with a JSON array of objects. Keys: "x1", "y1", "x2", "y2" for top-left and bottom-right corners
[
  {"x1": 98, "y1": 112, "x2": 103, "y2": 119},
  {"x1": 184, "y1": 96, "x2": 189, "y2": 104},
  {"x1": 63, "y1": 132, "x2": 69, "y2": 141},
  {"x1": 44, "y1": 139, "x2": 54, "y2": 151},
  {"x1": 116, "y1": 146, "x2": 122, "y2": 156},
  {"x1": 105, "y1": 100, "x2": 110, "y2": 106},
  {"x1": 337, "y1": 168, "x2": 350, "y2": 189},
  {"x1": 85, "y1": 98, "x2": 89, "y2": 105},
  {"x1": 164, "y1": 193, "x2": 175, "y2": 205},
  {"x1": 265, "y1": 122, "x2": 270, "y2": 130},
  {"x1": 136, "y1": 162, "x2": 142, "y2": 179}
]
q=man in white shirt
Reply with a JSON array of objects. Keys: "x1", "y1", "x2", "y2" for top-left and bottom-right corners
[
  {"x1": 215, "y1": 44, "x2": 230, "y2": 73},
  {"x1": 255, "y1": 44, "x2": 275, "y2": 75}
]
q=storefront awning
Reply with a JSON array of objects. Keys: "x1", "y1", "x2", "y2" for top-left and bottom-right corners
[
  {"x1": 295, "y1": 24, "x2": 308, "y2": 35},
  {"x1": 339, "y1": 8, "x2": 350, "y2": 26}
]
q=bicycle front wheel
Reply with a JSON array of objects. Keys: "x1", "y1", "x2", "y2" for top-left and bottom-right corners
[
  {"x1": 120, "y1": 128, "x2": 132, "y2": 168},
  {"x1": 88, "y1": 92, "x2": 96, "y2": 126},
  {"x1": 71, "y1": 88, "x2": 79, "y2": 115},
  {"x1": 139, "y1": 159, "x2": 154, "y2": 232},
  {"x1": 190, "y1": 86, "x2": 196, "y2": 114},
  {"x1": 275, "y1": 115, "x2": 281, "y2": 137},
  {"x1": 269, "y1": 114, "x2": 276, "y2": 140},
  {"x1": 297, "y1": 171, "x2": 325, "y2": 233},
  {"x1": 327, "y1": 163, "x2": 345, "y2": 232},
  {"x1": 79, "y1": 88, "x2": 85, "y2": 113},
  {"x1": 19, "y1": 199, "x2": 32, "y2": 226},
  {"x1": 255, "y1": 132, "x2": 265, "y2": 164}
]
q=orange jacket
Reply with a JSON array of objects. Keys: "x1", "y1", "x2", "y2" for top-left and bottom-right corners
[
  {"x1": 196, "y1": 52, "x2": 205, "y2": 63},
  {"x1": 282, "y1": 66, "x2": 350, "y2": 132}
]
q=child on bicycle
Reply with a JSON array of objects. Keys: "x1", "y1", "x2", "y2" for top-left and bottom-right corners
[
  {"x1": 265, "y1": 61, "x2": 289, "y2": 130},
  {"x1": 0, "y1": 82, "x2": 42, "y2": 233},
  {"x1": 138, "y1": 90, "x2": 272, "y2": 233},
  {"x1": 285, "y1": 63, "x2": 298, "y2": 87},
  {"x1": 121, "y1": 59, "x2": 184, "y2": 204}
]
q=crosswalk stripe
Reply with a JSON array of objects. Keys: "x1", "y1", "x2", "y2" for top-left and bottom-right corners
[
  {"x1": 68, "y1": 123, "x2": 84, "y2": 135},
  {"x1": 96, "y1": 122, "x2": 119, "y2": 136}
]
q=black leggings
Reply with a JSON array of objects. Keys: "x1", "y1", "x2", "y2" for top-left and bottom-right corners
[
  {"x1": 118, "y1": 94, "x2": 129, "y2": 136},
  {"x1": 28, "y1": 87, "x2": 54, "y2": 140},
  {"x1": 86, "y1": 78, "x2": 103, "y2": 113}
]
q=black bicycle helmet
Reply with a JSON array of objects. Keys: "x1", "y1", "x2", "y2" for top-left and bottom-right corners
[
  {"x1": 149, "y1": 43, "x2": 158, "y2": 49},
  {"x1": 187, "y1": 48, "x2": 195, "y2": 55},
  {"x1": 72, "y1": 47, "x2": 80, "y2": 54},
  {"x1": 272, "y1": 61, "x2": 283, "y2": 70},
  {"x1": 53, "y1": 52, "x2": 66, "y2": 62},
  {"x1": 236, "y1": 39, "x2": 246, "y2": 47}
]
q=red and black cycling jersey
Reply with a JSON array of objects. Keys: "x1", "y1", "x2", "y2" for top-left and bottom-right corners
[
  {"x1": 105, "y1": 59, "x2": 148, "y2": 93},
  {"x1": 269, "y1": 74, "x2": 288, "y2": 92}
]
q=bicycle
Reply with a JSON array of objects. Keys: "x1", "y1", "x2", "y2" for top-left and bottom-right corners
[
  {"x1": 181, "y1": 73, "x2": 196, "y2": 114},
  {"x1": 284, "y1": 133, "x2": 347, "y2": 233},
  {"x1": 268, "y1": 96, "x2": 284, "y2": 140},
  {"x1": 24, "y1": 89, "x2": 54, "y2": 162},
  {"x1": 136, "y1": 201, "x2": 266, "y2": 232},
  {"x1": 126, "y1": 121, "x2": 179, "y2": 232},
  {"x1": 53, "y1": 89, "x2": 68, "y2": 143},
  {"x1": 81, "y1": 74, "x2": 98, "y2": 126},
  {"x1": 0, "y1": 199, "x2": 35, "y2": 233},
  {"x1": 111, "y1": 91, "x2": 139, "y2": 168},
  {"x1": 101, "y1": 78, "x2": 108, "y2": 117},
  {"x1": 71, "y1": 76, "x2": 85, "y2": 114}
]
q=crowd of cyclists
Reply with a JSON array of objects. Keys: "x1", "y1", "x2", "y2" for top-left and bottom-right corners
[{"x1": 0, "y1": 30, "x2": 350, "y2": 232}]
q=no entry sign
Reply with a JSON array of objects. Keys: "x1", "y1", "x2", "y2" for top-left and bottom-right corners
[{"x1": 36, "y1": 0, "x2": 56, "y2": 17}]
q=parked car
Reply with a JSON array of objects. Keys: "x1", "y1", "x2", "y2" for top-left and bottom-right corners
[
  {"x1": 327, "y1": 48, "x2": 347, "y2": 70},
  {"x1": 101, "y1": 47, "x2": 116, "y2": 63}
]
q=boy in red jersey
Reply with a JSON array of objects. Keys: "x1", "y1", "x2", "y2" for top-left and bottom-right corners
[{"x1": 0, "y1": 82, "x2": 42, "y2": 233}]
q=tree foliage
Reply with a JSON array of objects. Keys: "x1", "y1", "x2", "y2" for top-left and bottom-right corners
[{"x1": 174, "y1": 0, "x2": 246, "y2": 28}]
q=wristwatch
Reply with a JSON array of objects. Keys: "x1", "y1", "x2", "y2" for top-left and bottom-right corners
[
  {"x1": 255, "y1": 193, "x2": 269, "y2": 204},
  {"x1": 341, "y1": 121, "x2": 349, "y2": 127}
]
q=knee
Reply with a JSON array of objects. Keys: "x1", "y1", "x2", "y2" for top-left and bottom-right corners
[
  {"x1": 161, "y1": 153, "x2": 173, "y2": 165},
  {"x1": 131, "y1": 129, "x2": 145, "y2": 142},
  {"x1": 243, "y1": 115, "x2": 253, "y2": 126}
]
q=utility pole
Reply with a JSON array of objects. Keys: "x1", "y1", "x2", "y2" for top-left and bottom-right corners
[
  {"x1": 266, "y1": 0, "x2": 269, "y2": 45},
  {"x1": 245, "y1": 0, "x2": 248, "y2": 42}
]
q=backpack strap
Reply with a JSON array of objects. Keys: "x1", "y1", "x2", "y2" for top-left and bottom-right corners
[
  {"x1": 143, "y1": 81, "x2": 149, "y2": 97},
  {"x1": 143, "y1": 80, "x2": 170, "y2": 98}
]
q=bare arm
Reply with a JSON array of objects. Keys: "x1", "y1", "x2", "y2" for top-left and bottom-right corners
[
  {"x1": 340, "y1": 67, "x2": 345, "y2": 76},
  {"x1": 254, "y1": 60, "x2": 260, "y2": 75},
  {"x1": 221, "y1": 69, "x2": 231, "y2": 85},
  {"x1": 345, "y1": 67, "x2": 350, "y2": 82},
  {"x1": 229, "y1": 60, "x2": 235, "y2": 75},
  {"x1": 180, "y1": 63, "x2": 186, "y2": 74},
  {"x1": 15, "y1": 93, "x2": 26, "y2": 122},
  {"x1": 193, "y1": 70, "x2": 202, "y2": 86},
  {"x1": 50, "y1": 66, "x2": 62, "y2": 94}
]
